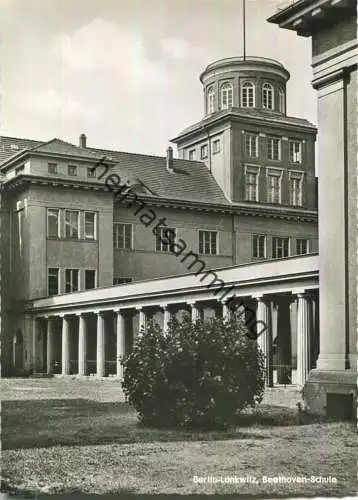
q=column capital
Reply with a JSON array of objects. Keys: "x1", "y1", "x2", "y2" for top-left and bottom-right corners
[
  {"x1": 93, "y1": 310, "x2": 106, "y2": 316},
  {"x1": 113, "y1": 307, "x2": 123, "y2": 314},
  {"x1": 75, "y1": 311, "x2": 88, "y2": 317}
]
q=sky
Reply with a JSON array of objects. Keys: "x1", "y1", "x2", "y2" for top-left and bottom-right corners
[{"x1": 0, "y1": 0, "x2": 317, "y2": 156}]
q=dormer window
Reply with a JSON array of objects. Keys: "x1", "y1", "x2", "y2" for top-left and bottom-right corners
[
  {"x1": 221, "y1": 82, "x2": 233, "y2": 110},
  {"x1": 207, "y1": 87, "x2": 215, "y2": 114},
  {"x1": 279, "y1": 90, "x2": 285, "y2": 113},
  {"x1": 262, "y1": 83, "x2": 274, "y2": 110},
  {"x1": 241, "y1": 81, "x2": 255, "y2": 108}
]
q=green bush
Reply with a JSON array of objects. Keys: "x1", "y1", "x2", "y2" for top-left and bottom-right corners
[{"x1": 121, "y1": 313, "x2": 265, "y2": 429}]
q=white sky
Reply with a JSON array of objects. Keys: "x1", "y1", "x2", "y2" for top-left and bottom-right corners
[{"x1": 0, "y1": 0, "x2": 317, "y2": 156}]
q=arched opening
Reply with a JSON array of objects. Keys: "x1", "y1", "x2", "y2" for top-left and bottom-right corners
[
  {"x1": 241, "y1": 81, "x2": 255, "y2": 107},
  {"x1": 220, "y1": 82, "x2": 233, "y2": 109},
  {"x1": 207, "y1": 87, "x2": 215, "y2": 114},
  {"x1": 262, "y1": 82, "x2": 274, "y2": 110}
]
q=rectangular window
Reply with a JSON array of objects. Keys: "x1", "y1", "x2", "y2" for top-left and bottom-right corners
[
  {"x1": 65, "y1": 210, "x2": 79, "y2": 239},
  {"x1": 272, "y1": 237, "x2": 289, "y2": 258},
  {"x1": 65, "y1": 269, "x2": 79, "y2": 293},
  {"x1": 68, "y1": 165, "x2": 77, "y2": 176},
  {"x1": 252, "y1": 234, "x2": 266, "y2": 258},
  {"x1": 245, "y1": 166, "x2": 259, "y2": 202},
  {"x1": 267, "y1": 171, "x2": 282, "y2": 204},
  {"x1": 113, "y1": 277, "x2": 133, "y2": 285},
  {"x1": 15, "y1": 165, "x2": 24, "y2": 175},
  {"x1": 48, "y1": 163, "x2": 57, "y2": 174},
  {"x1": 245, "y1": 133, "x2": 258, "y2": 158},
  {"x1": 200, "y1": 144, "x2": 208, "y2": 159},
  {"x1": 87, "y1": 167, "x2": 96, "y2": 178},
  {"x1": 48, "y1": 268, "x2": 59, "y2": 295},
  {"x1": 47, "y1": 208, "x2": 60, "y2": 238},
  {"x1": 113, "y1": 223, "x2": 133, "y2": 249},
  {"x1": 289, "y1": 141, "x2": 302, "y2": 163},
  {"x1": 289, "y1": 173, "x2": 303, "y2": 206},
  {"x1": 199, "y1": 230, "x2": 217, "y2": 255},
  {"x1": 84, "y1": 212, "x2": 96, "y2": 240},
  {"x1": 212, "y1": 139, "x2": 220, "y2": 154},
  {"x1": 85, "y1": 270, "x2": 96, "y2": 290},
  {"x1": 267, "y1": 137, "x2": 281, "y2": 160},
  {"x1": 296, "y1": 239, "x2": 309, "y2": 255},
  {"x1": 188, "y1": 149, "x2": 196, "y2": 161},
  {"x1": 156, "y1": 227, "x2": 177, "y2": 252}
]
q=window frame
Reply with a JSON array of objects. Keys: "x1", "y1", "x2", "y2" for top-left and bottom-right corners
[
  {"x1": 113, "y1": 222, "x2": 133, "y2": 250},
  {"x1": 241, "y1": 81, "x2": 255, "y2": 108},
  {"x1": 289, "y1": 140, "x2": 302, "y2": 163},
  {"x1": 279, "y1": 89, "x2": 285, "y2": 113},
  {"x1": 266, "y1": 168, "x2": 283, "y2": 204},
  {"x1": 244, "y1": 132, "x2": 259, "y2": 158},
  {"x1": 244, "y1": 165, "x2": 260, "y2": 202},
  {"x1": 48, "y1": 268, "x2": 59, "y2": 296},
  {"x1": 87, "y1": 167, "x2": 96, "y2": 178},
  {"x1": 67, "y1": 165, "x2": 78, "y2": 176},
  {"x1": 198, "y1": 229, "x2": 218, "y2": 255},
  {"x1": 48, "y1": 162, "x2": 58, "y2": 174},
  {"x1": 85, "y1": 269, "x2": 97, "y2": 290},
  {"x1": 296, "y1": 238, "x2": 309, "y2": 255},
  {"x1": 200, "y1": 144, "x2": 208, "y2": 159},
  {"x1": 212, "y1": 138, "x2": 221, "y2": 154},
  {"x1": 252, "y1": 234, "x2": 266, "y2": 259},
  {"x1": 84, "y1": 211, "x2": 97, "y2": 240},
  {"x1": 267, "y1": 136, "x2": 281, "y2": 161},
  {"x1": 262, "y1": 82, "x2": 275, "y2": 110},
  {"x1": 289, "y1": 171, "x2": 304, "y2": 206},
  {"x1": 207, "y1": 86, "x2": 215, "y2": 114},
  {"x1": 47, "y1": 208, "x2": 60, "y2": 239},
  {"x1": 188, "y1": 149, "x2": 196, "y2": 161},
  {"x1": 64, "y1": 209, "x2": 80, "y2": 239},
  {"x1": 220, "y1": 82, "x2": 233, "y2": 110},
  {"x1": 155, "y1": 227, "x2": 177, "y2": 252},
  {"x1": 272, "y1": 236, "x2": 290, "y2": 259},
  {"x1": 65, "y1": 268, "x2": 79, "y2": 293}
]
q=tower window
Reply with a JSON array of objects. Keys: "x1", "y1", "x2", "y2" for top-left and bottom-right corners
[
  {"x1": 289, "y1": 141, "x2": 302, "y2": 163},
  {"x1": 245, "y1": 133, "x2": 258, "y2": 158},
  {"x1": 47, "y1": 208, "x2": 60, "y2": 238},
  {"x1": 48, "y1": 268, "x2": 59, "y2": 295},
  {"x1": 221, "y1": 82, "x2": 233, "y2": 109},
  {"x1": 262, "y1": 83, "x2": 274, "y2": 110},
  {"x1": 241, "y1": 81, "x2": 255, "y2": 107},
  {"x1": 245, "y1": 166, "x2": 259, "y2": 202},
  {"x1": 279, "y1": 90, "x2": 285, "y2": 113},
  {"x1": 267, "y1": 137, "x2": 281, "y2": 161},
  {"x1": 207, "y1": 87, "x2": 215, "y2": 114},
  {"x1": 267, "y1": 169, "x2": 282, "y2": 204},
  {"x1": 289, "y1": 172, "x2": 304, "y2": 206}
]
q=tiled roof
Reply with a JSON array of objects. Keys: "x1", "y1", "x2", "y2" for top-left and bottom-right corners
[
  {"x1": 0, "y1": 136, "x2": 230, "y2": 206},
  {"x1": 173, "y1": 108, "x2": 316, "y2": 139},
  {"x1": 89, "y1": 147, "x2": 230, "y2": 205}
]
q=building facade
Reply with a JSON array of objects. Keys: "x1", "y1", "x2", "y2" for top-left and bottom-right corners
[
  {"x1": 1, "y1": 57, "x2": 319, "y2": 377},
  {"x1": 269, "y1": 0, "x2": 357, "y2": 416}
]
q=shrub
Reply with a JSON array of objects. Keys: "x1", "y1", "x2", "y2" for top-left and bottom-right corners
[{"x1": 121, "y1": 313, "x2": 265, "y2": 429}]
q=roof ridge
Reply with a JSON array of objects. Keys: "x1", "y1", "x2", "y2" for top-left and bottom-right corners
[{"x1": 0, "y1": 135, "x2": 45, "y2": 143}]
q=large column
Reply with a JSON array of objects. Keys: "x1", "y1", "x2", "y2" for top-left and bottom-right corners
[
  {"x1": 222, "y1": 300, "x2": 232, "y2": 321},
  {"x1": 276, "y1": 295, "x2": 292, "y2": 384},
  {"x1": 254, "y1": 295, "x2": 273, "y2": 387},
  {"x1": 296, "y1": 292, "x2": 311, "y2": 388},
  {"x1": 162, "y1": 304, "x2": 171, "y2": 335},
  {"x1": 137, "y1": 307, "x2": 146, "y2": 337},
  {"x1": 96, "y1": 311, "x2": 105, "y2": 377},
  {"x1": 46, "y1": 316, "x2": 55, "y2": 375},
  {"x1": 115, "y1": 309, "x2": 126, "y2": 378},
  {"x1": 61, "y1": 315, "x2": 70, "y2": 375},
  {"x1": 77, "y1": 313, "x2": 87, "y2": 376},
  {"x1": 190, "y1": 302, "x2": 201, "y2": 322}
]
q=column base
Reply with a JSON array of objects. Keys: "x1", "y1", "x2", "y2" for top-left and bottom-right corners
[
  {"x1": 303, "y1": 368, "x2": 357, "y2": 419},
  {"x1": 316, "y1": 354, "x2": 347, "y2": 371}
]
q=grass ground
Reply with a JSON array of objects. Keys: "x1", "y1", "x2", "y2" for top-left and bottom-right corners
[{"x1": 1, "y1": 378, "x2": 357, "y2": 497}]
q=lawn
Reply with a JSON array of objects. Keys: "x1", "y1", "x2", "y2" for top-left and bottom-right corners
[{"x1": 1, "y1": 378, "x2": 357, "y2": 497}]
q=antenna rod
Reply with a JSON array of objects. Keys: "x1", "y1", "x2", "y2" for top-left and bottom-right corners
[{"x1": 243, "y1": 0, "x2": 246, "y2": 60}]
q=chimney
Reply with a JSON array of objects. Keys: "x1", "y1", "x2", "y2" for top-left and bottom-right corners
[
  {"x1": 166, "y1": 146, "x2": 174, "y2": 172},
  {"x1": 79, "y1": 133, "x2": 87, "y2": 148}
]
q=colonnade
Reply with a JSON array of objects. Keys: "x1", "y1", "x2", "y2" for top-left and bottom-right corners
[{"x1": 34, "y1": 289, "x2": 319, "y2": 388}]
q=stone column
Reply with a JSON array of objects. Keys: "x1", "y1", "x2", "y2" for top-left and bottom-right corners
[
  {"x1": 222, "y1": 300, "x2": 232, "y2": 321},
  {"x1": 61, "y1": 315, "x2": 70, "y2": 375},
  {"x1": 190, "y1": 302, "x2": 201, "y2": 322},
  {"x1": 46, "y1": 316, "x2": 55, "y2": 375},
  {"x1": 115, "y1": 309, "x2": 126, "y2": 378},
  {"x1": 137, "y1": 307, "x2": 146, "y2": 337},
  {"x1": 162, "y1": 305, "x2": 171, "y2": 335},
  {"x1": 254, "y1": 295, "x2": 273, "y2": 386},
  {"x1": 77, "y1": 313, "x2": 87, "y2": 376},
  {"x1": 296, "y1": 292, "x2": 311, "y2": 388},
  {"x1": 276, "y1": 295, "x2": 292, "y2": 384},
  {"x1": 96, "y1": 311, "x2": 105, "y2": 377}
]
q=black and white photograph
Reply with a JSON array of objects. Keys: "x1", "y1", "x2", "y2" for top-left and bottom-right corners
[{"x1": 0, "y1": 0, "x2": 357, "y2": 498}]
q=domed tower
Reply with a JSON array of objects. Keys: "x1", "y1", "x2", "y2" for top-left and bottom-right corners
[
  {"x1": 201, "y1": 56, "x2": 289, "y2": 116},
  {"x1": 172, "y1": 56, "x2": 317, "y2": 211}
]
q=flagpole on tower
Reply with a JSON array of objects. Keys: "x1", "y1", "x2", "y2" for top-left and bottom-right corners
[{"x1": 243, "y1": 0, "x2": 246, "y2": 60}]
